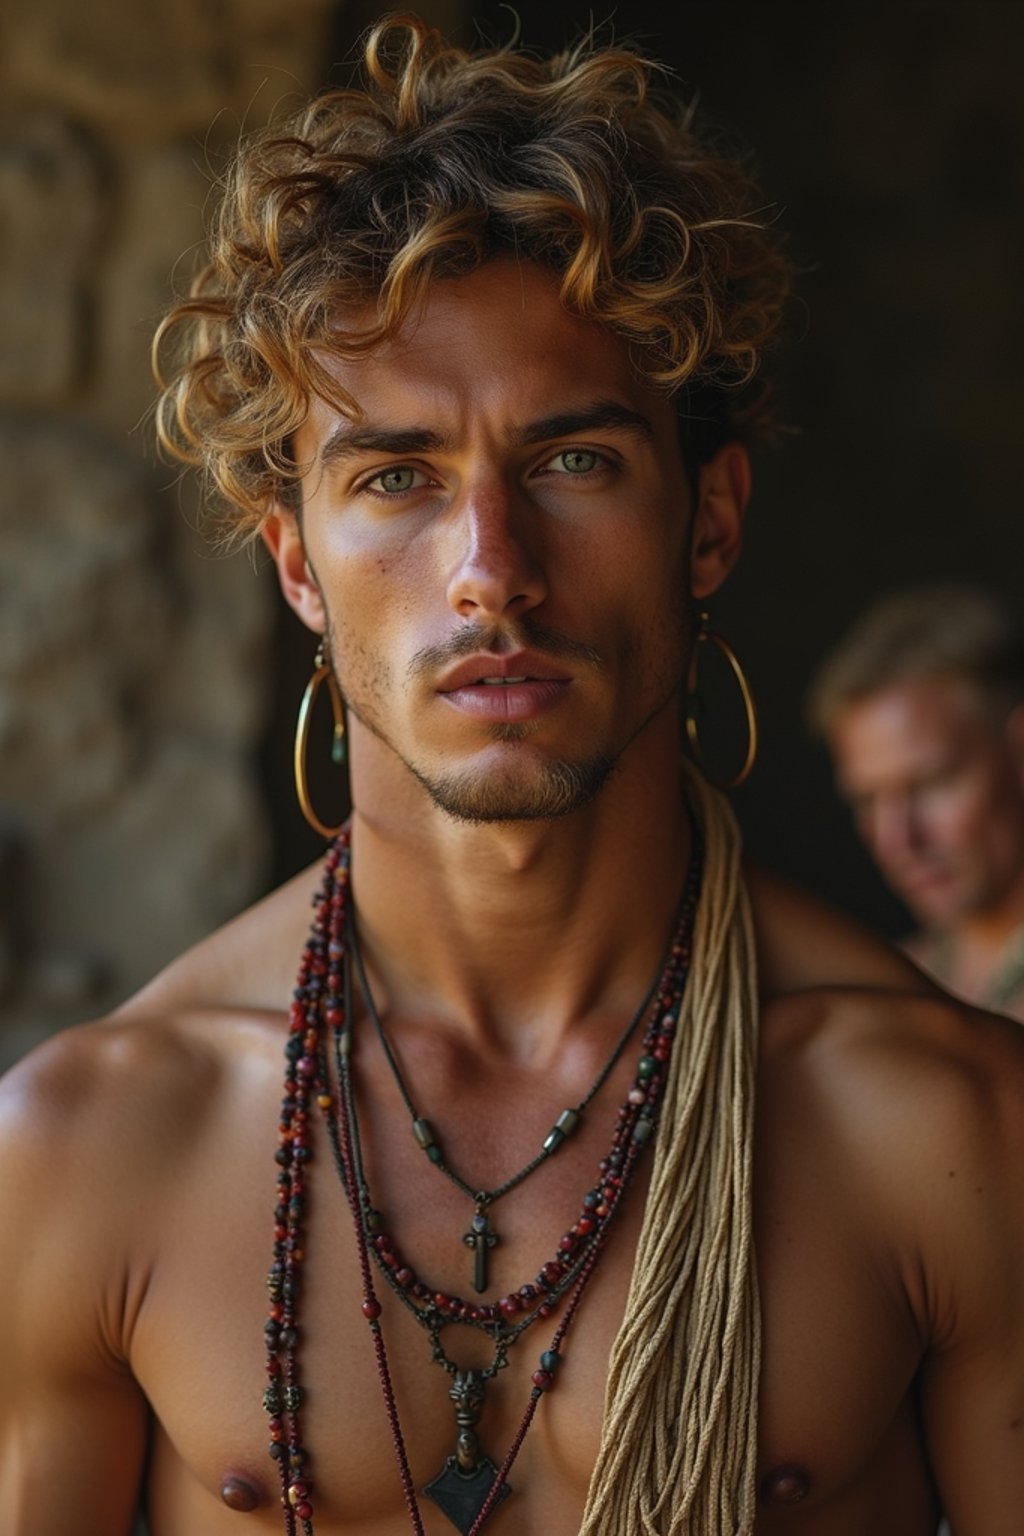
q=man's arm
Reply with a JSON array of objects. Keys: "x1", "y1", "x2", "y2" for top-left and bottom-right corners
[
  {"x1": 910, "y1": 1008, "x2": 1024, "y2": 1532},
  {"x1": 0, "y1": 1029, "x2": 151, "y2": 1536}
]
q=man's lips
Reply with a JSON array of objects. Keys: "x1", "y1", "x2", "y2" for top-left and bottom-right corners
[
  {"x1": 887, "y1": 863, "x2": 956, "y2": 899},
  {"x1": 437, "y1": 652, "x2": 572, "y2": 693},
  {"x1": 436, "y1": 652, "x2": 572, "y2": 722}
]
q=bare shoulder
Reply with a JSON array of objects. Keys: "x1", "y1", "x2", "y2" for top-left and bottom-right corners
[
  {"x1": 0, "y1": 853, "x2": 326, "y2": 1264},
  {"x1": 746, "y1": 860, "x2": 1024, "y2": 1277},
  {"x1": 745, "y1": 862, "x2": 938, "y2": 1000},
  {"x1": 0, "y1": 1008, "x2": 223, "y2": 1207},
  {"x1": 0, "y1": 855, "x2": 322, "y2": 1212},
  {"x1": 744, "y1": 862, "x2": 1023, "y2": 1149},
  {"x1": 748, "y1": 864, "x2": 1024, "y2": 1189},
  {"x1": 760, "y1": 978, "x2": 1024, "y2": 1307},
  {"x1": 761, "y1": 975, "x2": 1024, "y2": 1115}
]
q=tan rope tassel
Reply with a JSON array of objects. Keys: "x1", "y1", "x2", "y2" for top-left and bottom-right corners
[{"x1": 580, "y1": 771, "x2": 761, "y2": 1535}]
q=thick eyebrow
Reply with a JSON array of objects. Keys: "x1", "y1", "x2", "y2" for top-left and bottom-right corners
[
  {"x1": 511, "y1": 400, "x2": 656, "y2": 448},
  {"x1": 319, "y1": 424, "x2": 449, "y2": 471},
  {"x1": 317, "y1": 397, "x2": 654, "y2": 471}
]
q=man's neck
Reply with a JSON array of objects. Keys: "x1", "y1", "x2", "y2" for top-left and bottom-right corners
[
  {"x1": 345, "y1": 720, "x2": 693, "y2": 1058},
  {"x1": 926, "y1": 868, "x2": 1024, "y2": 1006},
  {"x1": 955, "y1": 865, "x2": 1024, "y2": 952}
]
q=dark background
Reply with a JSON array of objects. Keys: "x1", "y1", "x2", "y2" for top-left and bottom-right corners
[{"x1": 262, "y1": 1, "x2": 1024, "y2": 941}]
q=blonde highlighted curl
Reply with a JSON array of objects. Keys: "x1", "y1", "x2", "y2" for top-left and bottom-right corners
[{"x1": 153, "y1": 14, "x2": 792, "y2": 538}]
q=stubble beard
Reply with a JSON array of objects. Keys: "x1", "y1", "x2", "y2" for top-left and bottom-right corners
[
  {"x1": 340, "y1": 682, "x2": 619, "y2": 821},
  {"x1": 411, "y1": 734, "x2": 619, "y2": 823},
  {"x1": 330, "y1": 609, "x2": 687, "y2": 826}
]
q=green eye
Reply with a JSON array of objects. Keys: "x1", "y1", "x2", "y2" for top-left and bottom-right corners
[
  {"x1": 558, "y1": 449, "x2": 600, "y2": 474},
  {"x1": 373, "y1": 466, "x2": 420, "y2": 493}
]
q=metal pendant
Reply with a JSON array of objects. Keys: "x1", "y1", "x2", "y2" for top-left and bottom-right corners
[
  {"x1": 422, "y1": 1368, "x2": 512, "y2": 1533},
  {"x1": 462, "y1": 1203, "x2": 499, "y2": 1294},
  {"x1": 422, "y1": 1455, "x2": 512, "y2": 1533}
]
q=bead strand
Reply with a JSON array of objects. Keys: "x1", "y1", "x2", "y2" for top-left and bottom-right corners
[
  {"x1": 266, "y1": 821, "x2": 703, "y2": 1535},
  {"x1": 333, "y1": 1017, "x2": 427, "y2": 1534}
]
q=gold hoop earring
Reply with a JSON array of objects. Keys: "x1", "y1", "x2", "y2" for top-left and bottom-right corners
[
  {"x1": 294, "y1": 641, "x2": 347, "y2": 838},
  {"x1": 685, "y1": 610, "x2": 758, "y2": 789}
]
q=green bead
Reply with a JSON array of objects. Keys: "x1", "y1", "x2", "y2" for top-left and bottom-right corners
[
  {"x1": 554, "y1": 1107, "x2": 580, "y2": 1137},
  {"x1": 542, "y1": 1127, "x2": 565, "y2": 1154},
  {"x1": 633, "y1": 1117, "x2": 654, "y2": 1144},
  {"x1": 426, "y1": 1144, "x2": 443, "y2": 1164},
  {"x1": 540, "y1": 1350, "x2": 561, "y2": 1372},
  {"x1": 637, "y1": 1056, "x2": 657, "y2": 1081}
]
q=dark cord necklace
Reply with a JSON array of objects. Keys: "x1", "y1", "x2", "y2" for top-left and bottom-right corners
[
  {"x1": 264, "y1": 829, "x2": 703, "y2": 1536},
  {"x1": 348, "y1": 909, "x2": 673, "y2": 1294}
]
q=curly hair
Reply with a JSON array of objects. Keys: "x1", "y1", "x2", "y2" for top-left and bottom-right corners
[{"x1": 154, "y1": 13, "x2": 792, "y2": 537}]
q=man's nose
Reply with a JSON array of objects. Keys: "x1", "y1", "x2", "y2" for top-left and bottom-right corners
[
  {"x1": 864, "y1": 792, "x2": 923, "y2": 866},
  {"x1": 444, "y1": 484, "x2": 547, "y2": 623}
]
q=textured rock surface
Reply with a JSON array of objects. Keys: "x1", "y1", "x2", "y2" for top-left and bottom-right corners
[
  {"x1": 0, "y1": 113, "x2": 102, "y2": 403},
  {"x1": 0, "y1": 0, "x2": 336, "y2": 1070}
]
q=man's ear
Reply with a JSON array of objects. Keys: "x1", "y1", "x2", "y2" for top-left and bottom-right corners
[
  {"x1": 262, "y1": 507, "x2": 326, "y2": 635},
  {"x1": 689, "y1": 441, "x2": 751, "y2": 600}
]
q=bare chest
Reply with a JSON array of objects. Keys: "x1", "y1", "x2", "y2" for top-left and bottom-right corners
[{"x1": 130, "y1": 1055, "x2": 938, "y2": 1536}]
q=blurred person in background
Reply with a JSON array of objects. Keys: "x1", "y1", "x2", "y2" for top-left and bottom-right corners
[{"x1": 810, "y1": 586, "x2": 1024, "y2": 1020}]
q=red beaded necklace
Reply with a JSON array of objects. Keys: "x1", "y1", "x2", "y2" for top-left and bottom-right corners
[{"x1": 264, "y1": 829, "x2": 702, "y2": 1535}]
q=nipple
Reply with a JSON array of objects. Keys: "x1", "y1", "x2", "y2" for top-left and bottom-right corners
[
  {"x1": 220, "y1": 1476, "x2": 262, "y2": 1512},
  {"x1": 759, "y1": 1464, "x2": 811, "y2": 1505}
]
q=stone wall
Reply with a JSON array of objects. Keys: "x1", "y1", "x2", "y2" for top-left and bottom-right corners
[{"x1": 0, "y1": 0, "x2": 337, "y2": 1069}]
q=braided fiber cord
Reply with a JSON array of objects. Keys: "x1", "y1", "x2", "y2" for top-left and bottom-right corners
[{"x1": 579, "y1": 772, "x2": 761, "y2": 1535}]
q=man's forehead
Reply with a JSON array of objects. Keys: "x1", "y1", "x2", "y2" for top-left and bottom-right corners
[
  {"x1": 311, "y1": 260, "x2": 666, "y2": 411},
  {"x1": 290, "y1": 261, "x2": 686, "y2": 476},
  {"x1": 833, "y1": 674, "x2": 1003, "y2": 779}
]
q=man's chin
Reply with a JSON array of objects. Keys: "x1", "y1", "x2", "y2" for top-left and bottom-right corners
[
  {"x1": 412, "y1": 755, "x2": 616, "y2": 824},
  {"x1": 897, "y1": 876, "x2": 965, "y2": 932}
]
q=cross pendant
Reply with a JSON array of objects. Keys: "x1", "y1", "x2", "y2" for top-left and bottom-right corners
[{"x1": 462, "y1": 1206, "x2": 499, "y2": 1294}]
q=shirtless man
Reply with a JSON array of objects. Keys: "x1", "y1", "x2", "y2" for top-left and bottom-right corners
[
  {"x1": 810, "y1": 586, "x2": 1024, "y2": 1021},
  {"x1": 3, "y1": 18, "x2": 1023, "y2": 1536}
]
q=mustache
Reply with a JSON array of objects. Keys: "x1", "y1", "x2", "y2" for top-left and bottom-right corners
[{"x1": 409, "y1": 618, "x2": 603, "y2": 680}]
